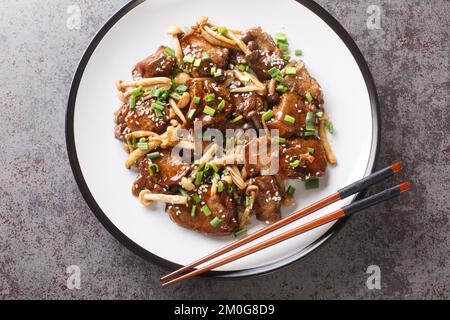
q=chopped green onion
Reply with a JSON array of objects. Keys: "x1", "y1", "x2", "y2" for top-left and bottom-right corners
[
  {"x1": 217, "y1": 100, "x2": 226, "y2": 111},
  {"x1": 183, "y1": 55, "x2": 195, "y2": 63},
  {"x1": 287, "y1": 185, "x2": 296, "y2": 196},
  {"x1": 262, "y1": 110, "x2": 274, "y2": 121},
  {"x1": 131, "y1": 88, "x2": 144, "y2": 97},
  {"x1": 147, "y1": 152, "x2": 161, "y2": 160},
  {"x1": 245, "y1": 196, "x2": 253, "y2": 208},
  {"x1": 137, "y1": 142, "x2": 148, "y2": 150},
  {"x1": 129, "y1": 95, "x2": 136, "y2": 110},
  {"x1": 283, "y1": 55, "x2": 291, "y2": 61},
  {"x1": 327, "y1": 121, "x2": 334, "y2": 134},
  {"x1": 285, "y1": 67, "x2": 297, "y2": 75},
  {"x1": 150, "y1": 88, "x2": 161, "y2": 98},
  {"x1": 129, "y1": 137, "x2": 138, "y2": 148},
  {"x1": 175, "y1": 85, "x2": 188, "y2": 94},
  {"x1": 211, "y1": 26, "x2": 218, "y2": 31},
  {"x1": 238, "y1": 64, "x2": 247, "y2": 72},
  {"x1": 217, "y1": 181, "x2": 224, "y2": 193},
  {"x1": 154, "y1": 109, "x2": 163, "y2": 117},
  {"x1": 147, "y1": 163, "x2": 159, "y2": 176},
  {"x1": 214, "y1": 68, "x2": 223, "y2": 77},
  {"x1": 151, "y1": 102, "x2": 165, "y2": 111},
  {"x1": 201, "y1": 205, "x2": 212, "y2": 216},
  {"x1": 205, "y1": 93, "x2": 216, "y2": 102},
  {"x1": 268, "y1": 67, "x2": 282, "y2": 79},
  {"x1": 159, "y1": 90, "x2": 169, "y2": 101},
  {"x1": 187, "y1": 109, "x2": 197, "y2": 119},
  {"x1": 234, "y1": 228, "x2": 247, "y2": 238},
  {"x1": 193, "y1": 96, "x2": 201, "y2": 104},
  {"x1": 275, "y1": 33, "x2": 288, "y2": 43},
  {"x1": 218, "y1": 26, "x2": 228, "y2": 35},
  {"x1": 277, "y1": 137, "x2": 286, "y2": 144},
  {"x1": 284, "y1": 115, "x2": 296, "y2": 124},
  {"x1": 295, "y1": 49, "x2": 303, "y2": 56},
  {"x1": 191, "y1": 193, "x2": 201, "y2": 204},
  {"x1": 305, "y1": 179, "x2": 319, "y2": 189},
  {"x1": 191, "y1": 205, "x2": 196, "y2": 217},
  {"x1": 290, "y1": 159, "x2": 300, "y2": 169},
  {"x1": 304, "y1": 131, "x2": 316, "y2": 137},
  {"x1": 164, "y1": 47, "x2": 175, "y2": 57},
  {"x1": 307, "y1": 147, "x2": 315, "y2": 155},
  {"x1": 231, "y1": 115, "x2": 243, "y2": 123},
  {"x1": 316, "y1": 111, "x2": 324, "y2": 118},
  {"x1": 170, "y1": 92, "x2": 181, "y2": 101},
  {"x1": 227, "y1": 185, "x2": 234, "y2": 197},
  {"x1": 210, "y1": 66, "x2": 217, "y2": 76},
  {"x1": 202, "y1": 52, "x2": 211, "y2": 60},
  {"x1": 210, "y1": 217, "x2": 223, "y2": 227},
  {"x1": 193, "y1": 58, "x2": 202, "y2": 67},
  {"x1": 195, "y1": 171, "x2": 204, "y2": 186},
  {"x1": 305, "y1": 91, "x2": 314, "y2": 103},
  {"x1": 203, "y1": 105, "x2": 216, "y2": 116},
  {"x1": 278, "y1": 42, "x2": 289, "y2": 52},
  {"x1": 276, "y1": 85, "x2": 289, "y2": 93},
  {"x1": 178, "y1": 187, "x2": 190, "y2": 199},
  {"x1": 306, "y1": 112, "x2": 315, "y2": 131},
  {"x1": 210, "y1": 162, "x2": 219, "y2": 173}
]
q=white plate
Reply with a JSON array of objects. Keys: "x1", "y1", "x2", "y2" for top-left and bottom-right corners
[{"x1": 66, "y1": 0, "x2": 379, "y2": 277}]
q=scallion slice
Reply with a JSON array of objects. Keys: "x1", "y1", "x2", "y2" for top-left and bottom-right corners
[
  {"x1": 203, "y1": 105, "x2": 216, "y2": 116},
  {"x1": 151, "y1": 88, "x2": 161, "y2": 98},
  {"x1": 147, "y1": 163, "x2": 159, "y2": 176},
  {"x1": 275, "y1": 33, "x2": 288, "y2": 43},
  {"x1": 194, "y1": 171, "x2": 204, "y2": 186},
  {"x1": 218, "y1": 26, "x2": 228, "y2": 35},
  {"x1": 131, "y1": 88, "x2": 144, "y2": 97},
  {"x1": 217, "y1": 181, "x2": 224, "y2": 193},
  {"x1": 286, "y1": 185, "x2": 296, "y2": 196},
  {"x1": 193, "y1": 58, "x2": 202, "y2": 67},
  {"x1": 262, "y1": 110, "x2": 274, "y2": 121},
  {"x1": 305, "y1": 91, "x2": 313, "y2": 103},
  {"x1": 278, "y1": 42, "x2": 289, "y2": 52},
  {"x1": 183, "y1": 55, "x2": 195, "y2": 63},
  {"x1": 304, "y1": 131, "x2": 315, "y2": 137},
  {"x1": 191, "y1": 193, "x2": 201, "y2": 204},
  {"x1": 129, "y1": 95, "x2": 136, "y2": 110},
  {"x1": 285, "y1": 67, "x2": 297, "y2": 75},
  {"x1": 175, "y1": 85, "x2": 188, "y2": 94},
  {"x1": 151, "y1": 102, "x2": 165, "y2": 111},
  {"x1": 306, "y1": 112, "x2": 315, "y2": 131},
  {"x1": 231, "y1": 115, "x2": 243, "y2": 123},
  {"x1": 307, "y1": 147, "x2": 315, "y2": 155},
  {"x1": 234, "y1": 228, "x2": 247, "y2": 238},
  {"x1": 164, "y1": 47, "x2": 175, "y2": 57},
  {"x1": 202, "y1": 52, "x2": 211, "y2": 60},
  {"x1": 210, "y1": 217, "x2": 223, "y2": 227},
  {"x1": 187, "y1": 109, "x2": 197, "y2": 119},
  {"x1": 327, "y1": 121, "x2": 334, "y2": 134},
  {"x1": 205, "y1": 93, "x2": 216, "y2": 102},
  {"x1": 146, "y1": 152, "x2": 161, "y2": 159},
  {"x1": 305, "y1": 179, "x2": 319, "y2": 189},
  {"x1": 201, "y1": 205, "x2": 212, "y2": 216},
  {"x1": 276, "y1": 85, "x2": 289, "y2": 93},
  {"x1": 137, "y1": 142, "x2": 148, "y2": 150},
  {"x1": 284, "y1": 115, "x2": 296, "y2": 124},
  {"x1": 295, "y1": 49, "x2": 303, "y2": 56},
  {"x1": 290, "y1": 159, "x2": 300, "y2": 169},
  {"x1": 214, "y1": 68, "x2": 223, "y2": 77},
  {"x1": 217, "y1": 100, "x2": 226, "y2": 111},
  {"x1": 193, "y1": 96, "x2": 201, "y2": 104},
  {"x1": 191, "y1": 205, "x2": 196, "y2": 217},
  {"x1": 277, "y1": 137, "x2": 286, "y2": 144}
]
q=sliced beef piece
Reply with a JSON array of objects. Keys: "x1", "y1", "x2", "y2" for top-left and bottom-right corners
[
  {"x1": 166, "y1": 184, "x2": 239, "y2": 236},
  {"x1": 124, "y1": 99, "x2": 170, "y2": 135},
  {"x1": 266, "y1": 92, "x2": 312, "y2": 138},
  {"x1": 244, "y1": 138, "x2": 277, "y2": 178},
  {"x1": 231, "y1": 91, "x2": 266, "y2": 118},
  {"x1": 284, "y1": 61, "x2": 323, "y2": 106},
  {"x1": 180, "y1": 33, "x2": 229, "y2": 78},
  {"x1": 240, "y1": 27, "x2": 286, "y2": 80},
  {"x1": 132, "y1": 173, "x2": 168, "y2": 197},
  {"x1": 114, "y1": 103, "x2": 130, "y2": 139},
  {"x1": 278, "y1": 137, "x2": 327, "y2": 179},
  {"x1": 187, "y1": 79, "x2": 233, "y2": 129},
  {"x1": 132, "y1": 45, "x2": 175, "y2": 79},
  {"x1": 253, "y1": 176, "x2": 282, "y2": 223},
  {"x1": 139, "y1": 149, "x2": 190, "y2": 187}
]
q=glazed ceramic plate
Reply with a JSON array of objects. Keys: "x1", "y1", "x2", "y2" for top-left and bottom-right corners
[{"x1": 66, "y1": 0, "x2": 379, "y2": 277}]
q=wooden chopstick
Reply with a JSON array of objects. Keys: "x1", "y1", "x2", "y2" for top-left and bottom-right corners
[
  {"x1": 162, "y1": 181, "x2": 410, "y2": 287},
  {"x1": 161, "y1": 162, "x2": 402, "y2": 281}
]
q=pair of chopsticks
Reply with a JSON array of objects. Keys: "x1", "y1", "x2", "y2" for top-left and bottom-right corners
[{"x1": 161, "y1": 162, "x2": 408, "y2": 287}]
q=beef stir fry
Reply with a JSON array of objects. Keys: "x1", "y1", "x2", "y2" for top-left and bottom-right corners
[{"x1": 114, "y1": 17, "x2": 337, "y2": 237}]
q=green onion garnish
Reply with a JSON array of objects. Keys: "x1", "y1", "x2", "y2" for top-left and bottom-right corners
[
  {"x1": 316, "y1": 111, "x2": 324, "y2": 118},
  {"x1": 129, "y1": 95, "x2": 136, "y2": 110},
  {"x1": 306, "y1": 112, "x2": 315, "y2": 131},
  {"x1": 147, "y1": 163, "x2": 159, "y2": 176},
  {"x1": 203, "y1": 105, "x2": 216, "y2": 116},
  {"x1": 304, "y1": 131, "x2": 315, "y2": 137},
  {"x1": 217, "y1": 181, "x2": 224, "y2": 193},
  {"x1": 234, "y1": 228, "x2": 247, "y2": 238},
  {"x1": 327, "y1": 121, "x2": 334, "y2": 134},
  {"x1": 217, "y1": 100, "x2": 226, "y2": 111},
  {"x1": 129, "y1": 137, "x2": 138, "y2": 148},
  {"x1": 137, "y1": 142, "x2": 148, "y2": 150},
  {"x1": 159, "y1": 90, "x2": 169, "y2": 101},
  {"x1": 131, "y1": 88, "x2": 144, "y2": 97},
  {"x1": 295, "y1": 49, "x2": 303, "y2": 56},
  {"x1": 214, "y1": 68, "x2": 223, "y2": 77},
  {"x1": 305, "y1": 179, "x2": 319, "y2": 189},
  {"x1": 290, "y1": 159, "x2": 300, "y2": 169},
  {"x1": 187, "y1": 109, "x2": 197, "y2": 119},
  {"x1": 284, "y1": 115, "x2": 296, "y2": 124},
  {"x1": 231, "y1": 115, "x2": 243, "y2": 124},
  {"x1": 191, "y1": 205, "x2": 196, "y2": 217},
  {"x1": 275, "y1": 33, "x2": 288, "y2": 43},
  {"x1": 183, "y1": 55, "x2": 195, "y2": 63},
  {"x1": 193, "y1": 58, "x2": 202, "y2": 67},
  {"x1": 285, "y1": 67, "x2": 297, "y2": 75},
  {"x1": 210, "y1": 217, "x2": 223, "y2": 227},
  {"x1": 175, "y1": 85, "x2": 188, "y2": 94},
  {"x1": 238, "y1": 64, "x2": 247, "y2": 72},
  {"x1": 283, "y1": 55, "x2": 291, "y2": 61},
  {"x1": 210, "y1": 66, "x2": 217, "y2": 76},
  {"x1": 227, "y1": 185, "x2": 234, "y2": 197},
  {"x1": 210, "y1": 163, "x2": 219, "y2": 173},
  {"x1": 193, "y1": 96, "x2": 201, "y2": 104},
  {"x1": 277, "y1": 137, "x2": 286, "y2": 144},
  {"x1": 164, "y1": 47, "x2": 175, "y2": 57},
  {"x1": 276, "y1": 85, "x2": 289, "y2": 93},
  {"x1": 191, "y1": 193, "x2": 201, "y2": 204},
  {"x1": 218, "y1": 26, "x2": 228, "y2": 35},
  {"x1": 307, "y1": 147, "x2": 315, "y2": 155},
  {"x1": 278, "y1": 42, "x2": 289, "y2": 52},
  {"x1": 262, "y1": 110, "x2": 274, "y2": 121},
  {"x1": 245, "y1": 196, "x2": 252, "y2": 208},
  {"x1": 147, "y1": 152, "x2": 161, "y2": 159},
  {"x1": 305, "y1": 91, "x2": 313, "y2": 103},
  {"x1": 154, "y1": 109, "x2": 163, "y2": 117},
  {"x1": 201, "y1": 205, "x2": 212, "y2": 216},
  {"x1": 170, "y1": 93, "x2": 181, "y2": 101},
  {"x1": 268, "y1": 67, "x2": 282, "y2": 79},
  {"x1": 151, "y1": 88, "x2": 161, "y2": 98},
  {"x1": 151, "y1": 102, "x2": 165, "y2": 111},
  {"x1": 287, "y1": 185, "x2": 296, "y2": 196},
  {"x1": 202, "y1": 52, "x2": 211, "y2": 60},
  {"x1": 205, "y1": 93, "x2": 216, "y2": 102},
  {"x1": 195, "y1": 171, "x2": 204, "y2": 186}
]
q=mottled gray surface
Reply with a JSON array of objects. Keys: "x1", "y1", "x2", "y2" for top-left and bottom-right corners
[{"x1": 0, "y1": 0, "x2": 448, "y2": 300}]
